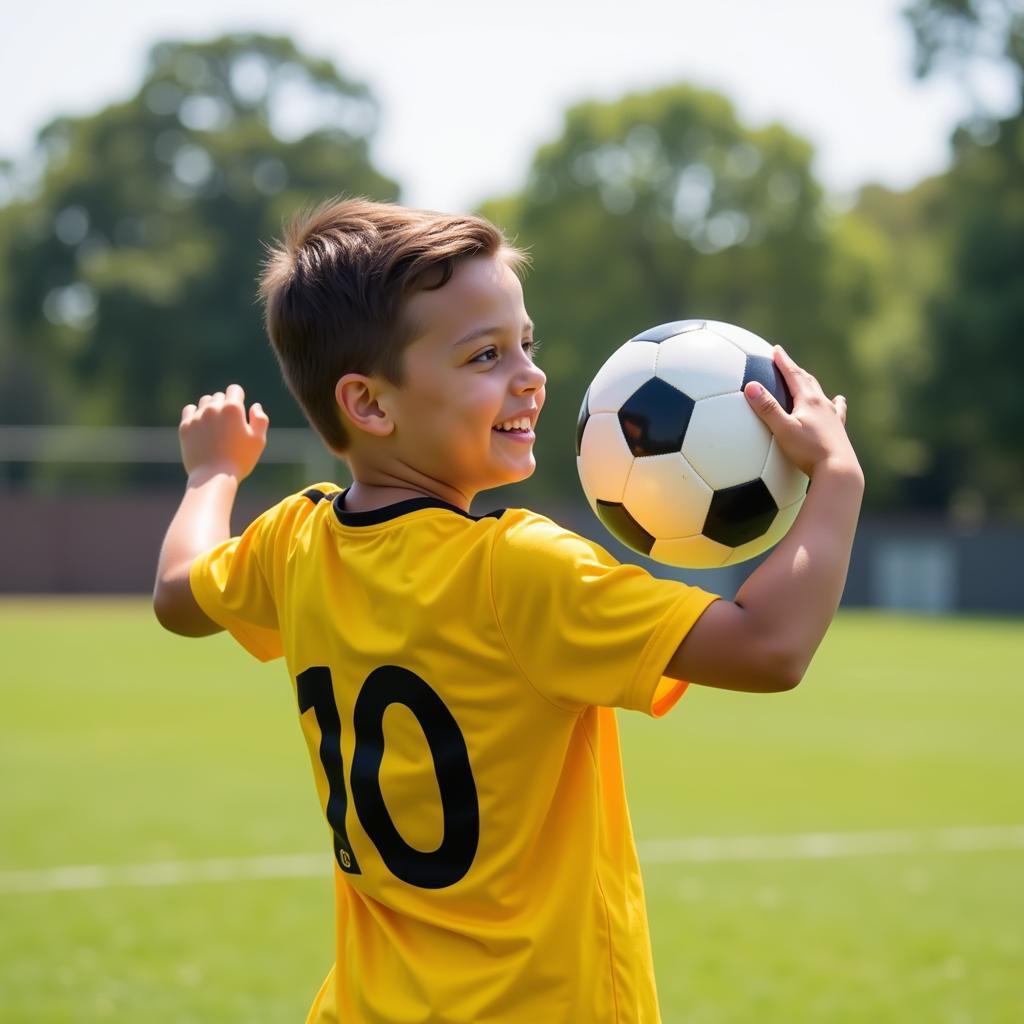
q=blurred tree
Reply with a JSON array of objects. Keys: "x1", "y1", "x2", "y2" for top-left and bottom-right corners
[
  {"x1": 902, "y1": 0, "x2": 1024, "y2": 520},
  {"x1": 904, "y1": 0, "x2": 1023, "y2": 92},
  {"x1": 1, "y1": 33, "x2": 397, "y2": 441},
  {"x1": 479, "y1": 85, "x2": 876, "y2": 501},
  {"x1": 832, "y1": 176, "x2": 949, "y2": 512}
]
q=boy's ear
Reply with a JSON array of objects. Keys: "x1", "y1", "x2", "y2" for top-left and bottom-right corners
[{"x1": 335, "y1": 374, "x2": 395, "y2": 438}]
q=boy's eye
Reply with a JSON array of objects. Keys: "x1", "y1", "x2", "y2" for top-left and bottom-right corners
[{"x1": 469, "y1": 339, "x2": 541, "y2": 364}]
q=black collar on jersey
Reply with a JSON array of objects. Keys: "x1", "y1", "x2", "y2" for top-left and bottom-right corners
[{"x1": 303, "y1": 487, "x2": 504, "y2": 526}]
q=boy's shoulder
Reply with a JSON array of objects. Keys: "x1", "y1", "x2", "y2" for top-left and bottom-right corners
[
  {"x1": 494, "y1": 506, "x2": 591, "y2": 547},
  {"x1": 259, "y1": 481, "x2": 340, "y2": 521},
  {"x1": 298, "y1": 483, "x2": 341, "y2": 505},
  {"x1": 488, "y1": 505, "x2": 621, "y2": 578},
  {"x1": 239, "y1": 482, "x2": 341, "y2": 553}
]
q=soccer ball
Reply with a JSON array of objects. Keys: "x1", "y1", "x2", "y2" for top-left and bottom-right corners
[{"x1": 575, "y1": 319, "x2": 809, "y2": 569}]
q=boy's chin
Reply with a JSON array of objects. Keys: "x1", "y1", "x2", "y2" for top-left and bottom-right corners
[
  {"x1": 478, "y1": 459, "x2": 537, "y2": 494},
  {"x1": 507, "y1": 458, "x2": 537, "y2": 484}
]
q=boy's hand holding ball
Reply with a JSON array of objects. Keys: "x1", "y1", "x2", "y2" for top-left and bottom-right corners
[
  {"x1": 179, "y1": 383, "x2": 269, "y2": 481},
  {"x1": 744, "y1": 345, "x2": 852, "y2": 479}
]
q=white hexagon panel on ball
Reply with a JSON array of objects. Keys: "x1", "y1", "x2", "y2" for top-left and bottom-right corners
[
  {"x1": 621, "y1": 452, "x2": 712, "y2": 540},
  {"x1": 704, "y1": 320, "x2": 775, "y2": 358},
  {"x1": 761, "y1": 437, "x2": 809, "y2": 509},
  {"x1": 576, "y1": 412, "x2": 636, "y2": 507},
  {"x1": 586, "y1": 342, "x2": 660, "y2": 413},
  {"x1": 655, "y1": 327, "x2": 746, "y2": 400},
  {"x1": 681, "y1": 393, "x2": 772, "y2": 491},
  {"x1": 650, "y1": 533, "x2": 732, "y2": 569}
]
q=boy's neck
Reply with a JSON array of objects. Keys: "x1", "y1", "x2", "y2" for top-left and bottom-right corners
[{"x1": 343, "y1": 479, "x2": 474, "y2": 515}]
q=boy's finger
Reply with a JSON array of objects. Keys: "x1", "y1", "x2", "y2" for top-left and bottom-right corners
[
  {"x1": 181, "y1": 403, "x2": 197, "y2": 422},
  {"x1": 197, "y1": 394, "x2": 213, "y2": 409},
  {"x1": 773, "y1": 346, "x2": 817, "y2": 400},
  {"x1": 226, "y1": 383, "x2": 245, "y2": 405},
  {"x1": 772, "y1": 346, "x2": 803, "y2": 392},
  {"x1": 249, "y1": 402, "x2": 270, "y2": 437},
  {"x1": 744, "y1": 380, "x2": 790, "y2": 433},
  {"x1": 833, "y1": 395, "x2": 848, "y2": 426},
  {"x1": 773, "y1": 345, "x2": 800, "y2": 371}
]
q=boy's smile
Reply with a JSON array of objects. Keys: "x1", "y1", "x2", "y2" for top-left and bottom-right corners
[{"x1": 344, "y1": 254, "x2": 546, "y2": 511}]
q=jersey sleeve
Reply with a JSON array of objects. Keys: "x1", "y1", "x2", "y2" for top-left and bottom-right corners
[
  {"x1": 189, "y1": 487, "x2": 329, "y2": 662},
  {"x1": 490, "y1": 513, "x2": 719, "y2": 716}
]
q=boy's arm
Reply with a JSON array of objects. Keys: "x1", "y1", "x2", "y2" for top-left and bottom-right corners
[
  {"x1": 667, "y1": 346, "x2": 864, "y2": 693},
  {"x1": 153, "y1": 384, "x2": 269, "y2": 636}
]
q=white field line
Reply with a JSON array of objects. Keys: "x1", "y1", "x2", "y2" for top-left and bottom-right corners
[
  {"x1": 637, "y1": 824, "x2": 1024, "y2": 864},
  {"x1": 0, "y1": 853, "x2": 327, "y2": 895},
  {"x1": 2, "y1": 826, "x2": 1023, "y2": 895}
]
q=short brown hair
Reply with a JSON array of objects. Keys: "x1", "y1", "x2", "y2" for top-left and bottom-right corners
[{"x1": 259, "y1": 196, "x2": 528, "y2": 453}]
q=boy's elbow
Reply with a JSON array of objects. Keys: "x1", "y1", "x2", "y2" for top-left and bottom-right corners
[
  {"x1": 153, "y1": 577, "x2": 220, "y2": 637},
  {"x1": 772, "y1": 648, "x2": 809, "y2": 691},
  {"x1": 749, "y1": 662, "x2": 801, "y2": 692},
  {"x1": 747, "y1": 638, "x2": 805, "y2": 692},
  {"x1": 153, "y1": 587, "x2": 184, "y2": 635},
  {"x1": 775, "y1": 665, "x2": 804, "y2": 692}
]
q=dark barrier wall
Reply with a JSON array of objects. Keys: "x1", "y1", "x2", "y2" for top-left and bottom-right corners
[
  {"x1": 1, "y1": 492, "x2": 1022, "y2": 613},
  {"x1": 0, "y1": 492, "x2": 273, "y2": 595}
]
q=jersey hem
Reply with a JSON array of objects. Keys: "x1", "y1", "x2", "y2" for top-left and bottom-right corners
[
  {"x1": 628, "y1": 589, "x2": 720, "y2": 716},
  {"x1": 188, "y1": 551, "x2": 283, "y2": 662}
]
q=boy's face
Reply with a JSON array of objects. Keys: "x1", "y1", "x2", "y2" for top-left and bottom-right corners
[{"x1": 384, "y1": 255, "x2": 546, "y2": 501}]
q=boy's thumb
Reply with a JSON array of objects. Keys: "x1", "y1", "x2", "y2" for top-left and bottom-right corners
[{"x1": 744, "y1": 381, "x2": 784, "y2": 426}]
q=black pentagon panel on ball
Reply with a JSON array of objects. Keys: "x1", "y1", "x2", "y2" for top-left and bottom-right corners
[
  {"x1": 742, "y1": 355, "x2": 793, "y2": 413},
  {"x1": 629, "y1": 320, "x2": 706, "y2": 344},
  {"x1": 575, "y1": 385, "x2": 591, "y2": 456},
  {"x1": 703, "y1": 479, "x2": 779, "y2": 548},
  {"x1": 617, "y1": 378, "x2": 695, "y2": 457},
  {"x1": 595, "y1": 500, "x2": 655, "y2": 555}
]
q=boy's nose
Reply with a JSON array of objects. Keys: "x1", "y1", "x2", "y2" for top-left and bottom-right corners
[{"x1": 516, "y1": 362, "x2": 546, "y2": 393}]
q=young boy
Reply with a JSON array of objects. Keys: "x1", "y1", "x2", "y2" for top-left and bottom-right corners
[{"x1": 153, "y1": 197, "x2": 863, "y2": 1023}]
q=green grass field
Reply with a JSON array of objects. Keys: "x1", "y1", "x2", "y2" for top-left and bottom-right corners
[{"x1": 2, "y1": 601, "x2": 1021, "y2": 1022}]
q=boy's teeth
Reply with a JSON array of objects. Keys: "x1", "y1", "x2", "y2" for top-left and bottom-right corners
[{"x1": 496, "y1": 418, "x2": 529, "y2": 431}]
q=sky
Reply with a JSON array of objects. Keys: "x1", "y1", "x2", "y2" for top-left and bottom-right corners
[{"x1": 2, "y1": 0, "x2": 1017, "y2": 211}]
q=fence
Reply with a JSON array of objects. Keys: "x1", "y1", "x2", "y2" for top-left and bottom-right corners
[{"x1": 1, "y1": 427, "x2": 1021, "y2": 613}]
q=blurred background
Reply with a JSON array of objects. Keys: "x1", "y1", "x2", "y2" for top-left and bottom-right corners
[
  {"x1": 1, "y1": 2, "x2": 1022, "y2": 1022},
  {"x1": 0, "y1": 0, "x2": 1022, "y2": 608}
]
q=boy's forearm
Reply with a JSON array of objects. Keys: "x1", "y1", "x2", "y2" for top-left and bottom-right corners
[
  {"x1": 157, "y1": 468, "x2": 239, "y2": 579},
  {"x1": 733, "y1": 457, "x2": 864, "y2": 682},
  {"x1": 153, "y1": 468, "x2": 240, "y2": 633}
]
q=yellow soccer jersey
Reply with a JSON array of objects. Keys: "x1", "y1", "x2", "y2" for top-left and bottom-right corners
[{"x1": 190, "y1": 485, "x2": 719, "y2": 1024}]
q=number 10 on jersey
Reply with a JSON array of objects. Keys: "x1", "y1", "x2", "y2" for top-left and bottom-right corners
[{"x1": 296, "y1": 664, "x2": 480, "y2": 889}]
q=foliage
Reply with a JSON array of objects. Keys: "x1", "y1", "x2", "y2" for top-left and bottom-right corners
[
  {"x1": 902, "y1": 0, "x2": 1024, "y2": 519},
  {"x1": 0, "y1": 33, "x2": 398, "y2": 437},
  {"x1": 907, "y1": 115, "x2": 1024, "y2": 518},
  {"x1": 904, "y1": 0, "x2": 1024, "y2": 91},
  {"x1": 831, "y1": 177, "x2": 949, "y2": 510}
]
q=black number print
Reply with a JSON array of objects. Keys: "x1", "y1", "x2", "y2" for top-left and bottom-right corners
[
  {"x1": 296, "y1": 666, "x2": 361, "y2": 874},
  {"x1": 296, "y1": 665, "x2": 479, "y2": 889}
]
